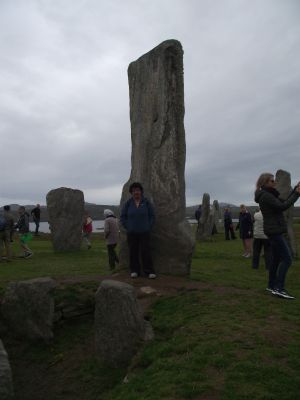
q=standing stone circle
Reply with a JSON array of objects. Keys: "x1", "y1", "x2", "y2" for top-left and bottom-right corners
[
  {"x1": 275, "y1": 169, "x2": 297, "y2": 257},
  {"x1": 1, "y1": 277, "x2": 57, "y2": 342},
  {"x1": 95, "y1": 280, "x2": 146, "y2": 367},
  {"x1": 119, "y1": 39, "x2": 194, "y2": 275},
  {"x1": 0, "y1": 340, "x2": 13, "y2": 400},
  {"x1": 46, "y1": 187, "x2": 84, "y2": 251}
]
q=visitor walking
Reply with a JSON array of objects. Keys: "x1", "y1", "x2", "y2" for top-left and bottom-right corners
[
  {"x1": 0, "y1": 206, "x2": 14, "y2": 261},
  {"x1": 15, "y1": 206, "x2": 33, "y2": 258},
  {"x1": 223, "y1": 207, "x2": 236, "y2": 240},
  {"x1": 252, "y1": 208, "x2": 272, "y2": 270},
  {"x1": 82, "y1": 213, "x2": 93, "y2": 249},
  {"x1": 255, "y1": 173, "x2": 300, "y2": 299},
  {"x1": 104, "y1": 209, "x2": 119, "y2": 270},
  {"x1": 31, "y1": 204, "x2": 41, "y2": 236},
  {"x1": 120, "y1": 182, "x2": 156, "y2": 279},
  {"x1": 236, "y1": 204, "x2": 253, "y2": 258}
]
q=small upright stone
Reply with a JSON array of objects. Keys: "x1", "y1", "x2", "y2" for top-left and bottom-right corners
[
  {"x1": 275, "y1": 169, "x2": 297, "y2": 257},
  {"x1": 120, "y1": 40, "x2": 194, "y2": 275},
  {"x1": 197, "y1": 193, "x2": 214, "y2": 241},
  {"x1": 46, "y1": 187, "x2": 84, "y2": 251},
  {"x1": 1, "y1": 278, "x2": 57, "y2": 342},
  {"x1": 0, "y1": 340, "x2": 13, "y2": 400},
  {"x1": 95, "y1": 280, "x2": 146, "y2": 367}
]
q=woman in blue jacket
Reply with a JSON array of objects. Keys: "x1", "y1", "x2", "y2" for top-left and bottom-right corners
[{"x1": 120, "y1": 182, "x2": 156, "y2": 279}]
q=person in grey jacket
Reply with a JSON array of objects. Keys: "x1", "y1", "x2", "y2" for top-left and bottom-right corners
[
  {"x1": 255, "y1": 173, "x2": 300, "y2": 299},
  {"x1": 252, "y1": 209, "x2": 272, "y2": 270},
  {"x1": 104, "y1": 209, "x2": 119, "y2": 270}
]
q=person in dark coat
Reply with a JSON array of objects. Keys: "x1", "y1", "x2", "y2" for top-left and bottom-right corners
[
  {"x1": 31, "y1": 204, "x2": 41, "y2": 236},
  {"x1": 120, "y1": 182, "x2": 156, "y2": 279},
  {"x1": 223, "y1": 207, "x2": 236, "y2": 240},
  {"x1": 236, "y1": 204, "x2": 253, "y2": 258},
  {"x1": 195, "y1": 205, "x2": 202, "y2": 222},
  {"x1": 255, "y1": 172, "x2": 300, "y2": 299}
]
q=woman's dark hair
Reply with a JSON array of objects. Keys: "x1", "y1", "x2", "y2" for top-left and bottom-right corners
[
  {"x1": 129, "y1": 182, "x2": 144, "y2": 194},
  {"x1": 4, "y1": 205, "x2": 10, "y2": 211}
]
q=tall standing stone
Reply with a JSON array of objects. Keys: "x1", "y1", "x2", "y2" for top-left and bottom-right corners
[
  {"x1": 275, "y1": 169, "x2": 297, "y2": 257},
  {"x1": 46, "y1": 187, "x2": 84, "y2": 251},
  {"x1": 212, "y1": 200, "x2": 220, "y2": 233},
  {"x1": 120, "y1": 40, "x2": 194, "y2": 275},
  {"x1": 197, "y1": 193, "x2": 214, "y2": 241}
]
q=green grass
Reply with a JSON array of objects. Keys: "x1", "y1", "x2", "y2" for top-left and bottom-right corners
[{"x1": 1, "y1": 228, "x2": 300, "y2": 400}]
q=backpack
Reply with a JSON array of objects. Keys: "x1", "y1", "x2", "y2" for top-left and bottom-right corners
[{"x1": 0, "y1": 216, "x2": 6, "y2": 231}]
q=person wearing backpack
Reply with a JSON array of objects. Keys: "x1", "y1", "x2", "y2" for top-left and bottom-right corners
[
  {"x1": 14, "y1": 206, "x2": 33, "y2": 258},
  {"x1": 120, "y1": 182, "x2": 156, "y2": 279},
  {"x1": 0, "y1": 206, "x2": 14, "y2": 261}
]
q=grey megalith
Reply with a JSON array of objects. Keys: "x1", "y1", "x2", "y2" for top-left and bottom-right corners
[
  {"x1": 197, "y1": 193, "x2": 214, "y2": 241},
  {"x1": 95, "y1": 280, "x2": 147, "y2": 367},
  {"x1": 275, "y1": 169, "x2": 298, "y2": 257},
  {"x1": 46, "y1": 187, "x2": 84, "y2": 251},
  {"x1": 119, "y1": 40, "x2": 194, "y2": 275}
]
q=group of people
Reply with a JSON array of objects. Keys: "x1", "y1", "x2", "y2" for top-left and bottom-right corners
[
  {"x1": 0, "y1": 204, "x2": 40, "y2": 261},
  {"x1": 82, "y1": 182, "x2": 156, "y2": 278},
  {"x1": 224, "y1": 173, "x2": 300, "y2": 300},
  {"x1": 2, "y1": 174, "x2": 300, "y2": 297}
]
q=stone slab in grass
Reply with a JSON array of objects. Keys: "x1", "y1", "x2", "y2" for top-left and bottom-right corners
[
  {"x1": 95, "y1": 280, "x2": 147, "y2": 367},
  {"x1": 0, "y1": 339, "x2": 14, "y2": 400},
  {"x1": 1, "y1": 277, "x2": 57, "y2": 342}
]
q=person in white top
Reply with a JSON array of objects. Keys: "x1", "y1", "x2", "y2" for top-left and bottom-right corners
[{"x1": 252, "y1": 209, "x2": 272, "y2": 270}]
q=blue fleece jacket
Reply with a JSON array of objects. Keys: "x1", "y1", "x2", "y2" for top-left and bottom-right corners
[{"x1": 120, "y1": 197, "x2": 155, "y2": 233}]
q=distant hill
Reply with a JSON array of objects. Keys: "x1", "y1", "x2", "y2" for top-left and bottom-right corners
[{"x1": 1, "y1": 203, "x2": 300, "y2": 221}]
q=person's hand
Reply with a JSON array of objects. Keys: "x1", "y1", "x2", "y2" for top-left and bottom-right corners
[{"x1": 295, "y1": 182, "x2": 300, "y2": 193}]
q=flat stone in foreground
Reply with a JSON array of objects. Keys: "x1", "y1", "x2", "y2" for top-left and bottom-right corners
[
  {"x1": 95, "y1": 280, "x2": 146, "y2": 367},
  {"x1": 1, "y1": 277, "x2": 57, "y2": 342},
  {"x1": 0, "y1": 340, "x2": 13, "y2": 400}
]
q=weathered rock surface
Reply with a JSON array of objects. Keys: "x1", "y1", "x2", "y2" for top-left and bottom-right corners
[
  {"x1": 197, "y1": 193, "x2": 214, "y2": 241},
  {"x1": 95, "y1": 280, "x2": 147, "y2": 367},
  {"x1": 1, "y1": 278, "x2": 57, "y2": 341},
  {"x1": 0, "y1": 340, "x2": 13, "y2": 400},
  {"x1": 46, "y1": 187, "x2": 84, "y2": 251},
  {"x1": 212, "y1": 200, "x2": 220, "y2": 233},
  {"x1": 275, "y1": 169, "x2": 297, "y2": 257},
  {"x1": 120, "y1": 39, "x2": 194, "y2": 275}
]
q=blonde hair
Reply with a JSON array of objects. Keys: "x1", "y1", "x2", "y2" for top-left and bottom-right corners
[{"x1": 256, "y1": 173, "x2": 274, "y2": 190}]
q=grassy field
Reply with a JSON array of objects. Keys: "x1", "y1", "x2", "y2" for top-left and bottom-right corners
[{"x1": 1, "y1": 227, "x2": 300, "y2": 400}]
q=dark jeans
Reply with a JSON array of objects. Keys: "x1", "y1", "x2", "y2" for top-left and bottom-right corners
[
  {"x1": 252, "y1": 238, "x2": 272, "y2": 270},
  {"x1": 107, "y1": 244, "x2": 119, "y2": 269},
  {"x1": 33, "y1": 218, "x2": 40, "y2": 234},
  {"x1": 127, "y1": 232, "x2": 155, "y2": 275},
  {"x1": 268, "y1": 234, "x2": 292, "y2": 291},
  {"x1": 224, "y1": 224, "x2": 236, "y2": 240}
]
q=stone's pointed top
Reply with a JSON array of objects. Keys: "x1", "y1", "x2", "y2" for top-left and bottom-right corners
[{"x1": 129, "y1": 39, "x2": 183, "y2": 67}]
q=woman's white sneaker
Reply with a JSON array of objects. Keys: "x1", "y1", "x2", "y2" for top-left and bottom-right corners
[
  {"x1": 148, "y1": 274, "x2": 156, "y2": 279},
  {"x1": 130, "y1": 272, "x2": 138, "y2": 278}
]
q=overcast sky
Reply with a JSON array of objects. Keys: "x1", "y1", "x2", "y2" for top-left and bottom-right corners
[{"x1": 1, "y1": 0, "x2": 300, "y2": 207}]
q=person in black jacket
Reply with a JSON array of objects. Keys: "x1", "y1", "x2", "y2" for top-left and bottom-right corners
[
  {"x1": 31, "y1": 204, "x2": 41, "y2": 236},
  {"x1": 15, "y1": 206, "x2": 33, "y2": 258},
  {"x1": 236, "y1": 205, "x2": 253, "y2": 258},
  {"x1": 255, "y1": 173, "x2": 300, "y2": 299}
]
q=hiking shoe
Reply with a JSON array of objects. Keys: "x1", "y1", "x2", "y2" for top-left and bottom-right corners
[
  {"x1": 24, "y1": 252, "x2": 33, "y2": 259},
  {"x1": 130, "y1": 272, "x2": 138, "y2": 278},
  {"x1": 275, "y1": 289, "x2": 295, "y2": 300},
  {"x1": 148, "y1": 273, "x2": 157, "y2": 279},
  {"x1": 266, "y1": 287, "x2": 274, "y2": 293},
  {"x1": 244, "y1": 253, "x2": 251, "y2": 258}
]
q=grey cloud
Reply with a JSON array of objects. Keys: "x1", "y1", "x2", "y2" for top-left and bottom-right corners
[{"x1": 1, "y1": 0, "x2": 300, "y2": 207}]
